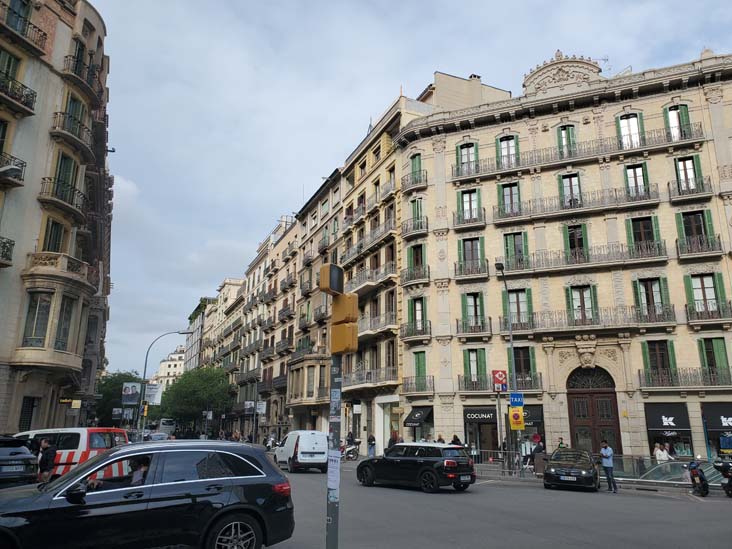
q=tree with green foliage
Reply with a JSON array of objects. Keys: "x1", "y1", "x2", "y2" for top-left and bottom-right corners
[
  {"x1": 96, "y1": 371, "x2": 142, "y2": 426},
  {"x1": 160, "y1": 367, "x2": 235, "y2": 425}
]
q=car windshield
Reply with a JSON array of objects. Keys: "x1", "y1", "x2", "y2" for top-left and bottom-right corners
[
  {"x1": 40, "y1": 451, "x2": 111, "y2": 493},
  {"x1": 551, "y1": 449, "x2": 590, "y2": 463},
  {"x1": 442, "y1": 448, "x2": 469, "y2": 458}
]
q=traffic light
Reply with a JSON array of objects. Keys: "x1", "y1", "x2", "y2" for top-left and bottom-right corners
[
  {"x1": 143, "y1": 405, "x2": 149, "y2": 417},
  {"x1": 319, "y1": 264, "x2": 358, "y2": 355}
]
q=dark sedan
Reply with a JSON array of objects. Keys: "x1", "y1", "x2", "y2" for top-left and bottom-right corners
[
  {"x1": 0, "y1": 437, "x2": 37, "y2": 489},
  {"x1": 543, "y1": 448, "x2": 600, "y2": 491},
  {"x1": 0, "y1": 440, "x2": 294, "y2": 549},
  {"x1": 357, "y1": 443, "x2": 476, "y2": 493}
]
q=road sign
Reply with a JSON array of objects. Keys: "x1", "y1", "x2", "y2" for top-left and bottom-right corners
[
  {"x1": 492, "y1": 370, "x2": 507, "y2": 392},
  {"x1": 509, "y1": 406, "x2": 525, "y2": 430},
  {"x1": 256, "y1": 401, "x2": 267, "y2": 414},
  {"x1": 510, "y1": 393, "x2": 524, "y2": 407}
]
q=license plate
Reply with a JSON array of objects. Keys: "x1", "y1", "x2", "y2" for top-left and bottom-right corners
[
  {"x1": 1, "y1": 466, "x2": 25, "y2": 472},
  {"x1": 460, "y1": 475, "x2": 471, "y2": 482},
  {"x1": 560, "y1": 475, "x2": 577, "y2": 481}
]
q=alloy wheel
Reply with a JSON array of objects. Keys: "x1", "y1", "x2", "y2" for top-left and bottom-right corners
[
  {"x1": 215, "y1": 521, "x2": 256, "y2": 549},
  {"x1": 421, "y1": 472, "x2": 437, "y2": 492}
]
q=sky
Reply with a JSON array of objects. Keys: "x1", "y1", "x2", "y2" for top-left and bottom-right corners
[{"x1": 98, "y1": 0, "x2": 732, "y2": 375}]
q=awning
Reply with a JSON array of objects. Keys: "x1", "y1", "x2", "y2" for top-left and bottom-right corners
[
  {"x1": 522, "y1": 405, "x2": 544, "y2": 427},
  {"x1": 463, "y1": 407, "x2": 497, "y2": 424},
  {"x1": 644, "y1": 403, "x2": 691, "y2": 431},
  {"x1": 703, "y1": 402, "x2": 732, "y2": 431},
  {"x1": 404, "y1": 407, "x2": 433, "y2": 427}
]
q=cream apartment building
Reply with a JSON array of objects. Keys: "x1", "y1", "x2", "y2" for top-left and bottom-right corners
[
  {"x1": 0, "y1": 0, "x2": 113, "y2": 432},
  {"x1": 149, "y1": 344, "x2": 185, "y2": 390},
  {"x1": 393, "y1": 50, "x2": 732, "y2": 458}
]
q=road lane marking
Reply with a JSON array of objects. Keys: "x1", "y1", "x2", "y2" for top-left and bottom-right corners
[{"x1": 476, "y1": 480, "x2": 498, "y2": 485}]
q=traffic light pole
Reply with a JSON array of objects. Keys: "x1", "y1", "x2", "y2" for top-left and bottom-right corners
[{"x1": 326, "y1": 353, "x2": 342, "y2": 549}]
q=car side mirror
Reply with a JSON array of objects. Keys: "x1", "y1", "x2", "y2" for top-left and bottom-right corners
[{"x1": 65, "y1": 482, "x2": 87, "y2": 504}]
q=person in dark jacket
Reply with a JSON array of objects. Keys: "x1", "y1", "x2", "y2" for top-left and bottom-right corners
[
  {"x1": 450, "y1": 434, "x2": 463, "y2": 446},
  {"x1": 39, "y1": 438, "x2": 57, "y2": 482}
]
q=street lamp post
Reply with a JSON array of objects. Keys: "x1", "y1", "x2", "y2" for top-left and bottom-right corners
[
  {"x1": 495, "y1": 261, "x2": 523, "y2": 475},
  {"x1": 137, "y1": 330, "x2": 192, "y2": 437}
]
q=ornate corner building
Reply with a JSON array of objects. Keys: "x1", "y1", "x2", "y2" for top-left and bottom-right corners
[{"x1": 0, "y1": 0, "x2": 112, "y2": 432}]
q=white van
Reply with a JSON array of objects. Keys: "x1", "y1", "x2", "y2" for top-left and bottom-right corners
[
  {"x1": 158, "y1": 418, "x2": 176, "y2": 435},
  {"x1": 275, "y1": 430, "x2": 328, "y2": 473}
]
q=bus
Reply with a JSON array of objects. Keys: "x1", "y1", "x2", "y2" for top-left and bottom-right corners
[{"x1": 158, "y1": 418, "x2": 176, "y2": 435}]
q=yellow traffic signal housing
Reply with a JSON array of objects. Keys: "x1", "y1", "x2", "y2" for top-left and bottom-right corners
[
  {"x1": 143, "y1": 405, "x2": 149, "y2": 417},
  {"x1": 331, "y1": 322, "x2": 358, "y2": 354},
  {"x1": 319, "y1": 264, "x2": 344, "y2": 296},
  {"x1": 332, "y1": 293, "x2": 358, "y2": 324}
]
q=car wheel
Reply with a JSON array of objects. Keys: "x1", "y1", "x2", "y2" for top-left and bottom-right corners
[
  {"x1": 420, "y1": 471, "x2": 439, "y2": 493},
  {"x1": 544, "y1": 482, "x2": 552, "y2": 489},
  {"x1": 206, "y1": 513, "x2": 262, "y2": 549},
  {"x1": 453, "y1": 482, "x2": 469, "y2": 492},
  {"x1": 358, "y1": 465, "x2": 375, "y2": 486},
  {"x1": 287, "y1": 458, "x2": 297, "y2": 473},
  {"x1": 319, "y1": 465, "x2": 328, "y2": 473}
]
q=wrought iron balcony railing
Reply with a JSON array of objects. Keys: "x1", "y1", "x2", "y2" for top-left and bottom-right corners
[
  {"x1": 0, "y1": 1, "x2": 47, "y2": 51},
  {"x1": 453, "y1": 208, "x2": 486, "y2": 228},
  {"x1": 0, "y1": 235, "x2": 14, "y2": 265},
  {"x1": 455, "y1": 259, "x2": 489, "y2": 278},
  {"x1": 314, "y1": 305, "x2": 328, "y2": 323},
  {"x1": 400, "y1": 321, "x2": 432, "y2": 339},
  {"x1": 342, "y1": 367, "x2": 398, "y2": 388},
  {"x1": 401, "y1": 169, "x2": 428, "y2": 191},
  {"x1": 401, "y1": 216, "x2": 428, "y2": 237},
  {"x1": 0, "y1": 151, "x2": 26, "y2": 182},
  {"x1": 499, "y1": 305, "x2": 676, "y2": 332},
  {"x1": 457, "y1": 374, "x2": 543, "y2": 392},
  {"x1": 400, "y1": 265, "x2": 429, "y2": 285},
  {"x1": 685, "y1": 300, "x2": 732, "y2": 323},
  {"x1": 456, "y1": 316, "x2": 493, "y2": 335},
  {"x1": 39, "y1": 177, "x2": 87, "y2": 214},
  {"x1": 344, "y1": 261, "x2": 397, "y2": 293},
  {"x1": 51, "y1": 111, "x2": 93, "y2": 151},
  {"x1": 402, "y1": 376, "x2": 434, "y2": 394},
  {"x1": 676, "y1": 234, "x2": 723, "y2": 256},
  {"x1": 0, "y1": 70, "x2": 36, "y2": 110},
  {"x1": 318, "y1": 234, "x2": 329, "y2": 253},
  {"x1": 62, "y1": 55, "x2": 102, "y2": 100},
  {"x1": 668, "y1": 175, "x2": 713, "y2": 200},
  {"x1": 639, "y1": 367, "x2": 732, "y2": 388}
]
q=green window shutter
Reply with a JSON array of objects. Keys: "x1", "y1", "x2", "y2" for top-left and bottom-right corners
[
  {"x1": 581, "y1": 224, "x2": 589, "y2": 254},
  {"x1": 668, "y1": 341, "x2": 677, "y2": 374},
  {"x1": 642, "y1": 162, "x2": 649, "y2": 186},
  {"x1": 478, "y1": 292, "x2": 485, "y2": 319},
  {"x1": 713, "y1": 272, "x2": 727, "y2": 302},
  {"x1": 568, "y1": 126, "x2": 576, "y2": 150},
  {"x1": 461, "y1": 294, "x2": 467, "y2": 321},
  {"x1": 679, "y1": 105, "x2": 690, "y2": 129},
  {"x1": 506, "y1": 347, "x2": 514, "y2": 373},
  {"x1": 623, "y1": 165, "x2": 629, "y2": 192},
  {"x1": 457, "y1": 240, "x2": 463, "y2": 263},
  {"x1": 473, "y1": 143, "x2": 479, "y2": 163},
  {"x1": 455, "y1": 146, "x2": 461, "y2": 170},
  {"x1": 502, "y1": 289, "x2": 508, "y2": 319},
  {"x1": 479, "y1": 236, "x2": 485, "y2": 261},
  {"x1": 590, "y1": 285, "x2": 599, "y2": 318},
  {"x1": 463, "y1": 350, "x2": 470, "y2": 377},
  {"x1": 698, "y1": 339, "x2": 708, "y2": 369},
  {"x1": 641, "y1": 341, "x2": 650, "y2": 372},
  {"x1": 693, "y1": 155, "x2": 703, "y2": 179},
  {"x1": 495, "y1": 138, "x2": 501, "y2": 168},
  {"x1": 526, "y1": 288, "x2": 533, "y2": 315},
  {"x1": 632, "y1": 280, "x2": 641, "y2": 308},
  {"x1": 497, "y1": 184, "x2": 505, "y2": 213},
  {"x1": 514, "y1": 136, "x2": 520, "y2": 163},
  {"x1": 675, "y1": 213, "x2": 685, "y2": 245},
  {"x1": 663, "y1": 106, "x2": 670, "y2": 133},
  {"x1": 477, "y1": 349, "x2": 487, "y2": 377},
  {"x1": 625, "y1": 218, "x2": 634, "y2": 248},
  {"x1": 562, "y1": 225, "x2": 570, "y2": 254},
  {"x1": 529, "y1": 347, "x2": 537, "y2": 375},
  {"x1": 703, "y1": 210, "x2": 714, "y2": 237},
  {"x1": 712, "y1": 338, "x2": 729, "y2": 370},
  {"x1": 564, "y1": 287, "x2": 572, "y2": 313},
  {"x1": 557, "y1": 126, "x2": 564, "y2": 156},
  {"x1": 557, "y1": 174, "x2": 565, "y2": 202},
  {"x1": 637, "y1": 112, "x2": 646, "y2": 142},
  {"x1": 652, "y1": 216, "x2": 660, "y2": 242},
  {"x1": 683, "y1": 275, "x2": 694, "y2": 307},
  {"x1": 456, "y1": 191, "x2": 462, "y2": 217},
  {"x1": 408, "y1": 299, "x2": 414, "y2": 323},
  {"x1": 476, "y1": 188, "x2": 482, "y2": 212},
  {"x1": 415, "y1": 352, "x2": 426, "y2": 378},
  {"x1": 521, "y1": 231, "x2": 529, "y2": 256},
  {"x1": 516, "y1": 182, "x2": 521, "y2": 203},
  {"x1": 660, "y1": 277, "x2": 670, "y2": 306},
  {"x1": 615, "y1": 116, "x2": 622, "y2": 144},
  {"x1": 504, "y1": 235, "x2": 513, "y2": 260},
  {"x1": 407, "y1": 246, "x2": 414, "y2": 269},
  {"x1": 674, "y1": 158, "x2": 681, "y2": 182}
]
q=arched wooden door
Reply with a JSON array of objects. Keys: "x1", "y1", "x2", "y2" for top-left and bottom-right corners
[{"x1": 566, "y1": 367, "x2": 622, "y2": 453}]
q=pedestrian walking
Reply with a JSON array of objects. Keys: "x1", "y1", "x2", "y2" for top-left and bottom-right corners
[
  {"x1": 367, "y1": 433, "x2": 376, "y2": 457},
  {"x1": 387, "y1": 433, "x2": 397, "y2": 448},
  {"x1": 654, "y1": 442, "x2": 671, "y2": 462},
  {"x1": 600, "y1": 439, "x2": 618, "y2": 493},
  {"x1": 557, "y1": 437, "x2": 567, "y2": 449},
  {"x1": 450, "y1": 434, "x2": 463, "y2": 446},
  {"x1": 38, "y1": 438, "x2": 57, "y2": 482},
  {"x1": 436, "y1": 434, "x2": 445, "y2": 444}
]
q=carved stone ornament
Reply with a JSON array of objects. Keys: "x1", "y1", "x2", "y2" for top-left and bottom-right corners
[
  {"x1": 436, "y1": 336, "x2": 452, "y2": 346},
  {"x1": 432, "y1": 136, "x2": 446, "y2": 153},
  {"x1": 684, "y1": 263, "x2": 720, "y2": 275},
  {"x1": 704, "y1": 86, "x2": 723, "y2": 104},
  {"x1": 437, "y1": 249, "x2": 447, "y2": 262},
  {"x1": 558, "y1": 350, "x2": 573, "y2": 365},
  {"x1": 403, "y1": 287, "x2": 425, "y2": 298},
  {"x1": 600, "y1": 348, "x2": 618, "y2": 362},
  {"x1": 433, "y1": 228, "x2": 449, "y2": 241},
  {"x1": 434, "y1": 278, "x2": 450, "y2": 291},
  {"x1": 523, "y1": 51, "x2": 602, "y2": 95},
  {"x1": 574, "y1": 334, "x2": 597, "y2": 369},
  {"x1": 505, "y1": 279, "x2": 532, "y2": 290}
]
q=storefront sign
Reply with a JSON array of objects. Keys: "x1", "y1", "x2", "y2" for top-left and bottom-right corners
[
  {"x1": 463, "y1": 407, "x2": 496, "y2": 424},
  {"x1": 404, "y1": 407, "x2": 433, "y2": 427},
  {"x1": 702, "y1": 402, "x2": 732, "y2": 431},
  {"x1": 522, "y1": 405, "x2": 544, "y2": 427},
  {"x1": 644, "y1": 403, "x2": 691, "y2": 431},
  {"x1": 58, "y1": 398, "x2": 73, "y2": 405}
]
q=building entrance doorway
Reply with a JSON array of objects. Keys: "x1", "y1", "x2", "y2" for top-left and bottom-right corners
[{"x1": 566, "y1": 367, "x2": 622, "y2": 454}]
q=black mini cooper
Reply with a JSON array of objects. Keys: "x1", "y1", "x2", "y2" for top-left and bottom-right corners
[
  {"x1": 357, "y1": 443, "x2": 476, "y2": 493},
  {"x1": 0, "y1": 440, "x2": 294, "y2": 549}
]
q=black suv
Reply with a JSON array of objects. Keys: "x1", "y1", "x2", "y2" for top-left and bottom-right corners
[
  {"x1": 357, "y1": 443, "x2": 476, "y2": 493},
  {"x1": 0, "y1": 437, "x2": 37, "y2": 489},
  {"x1": 0, "y1": 440, "x2": 294, "y2": 549}
]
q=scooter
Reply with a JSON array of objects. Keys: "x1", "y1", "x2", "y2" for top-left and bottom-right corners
[
  {"x1": 687, "y1": 456, "x2": 710, "y2": 497},
  {"x1": 712, "y1": 457, "x2": 732, "y2": 498},
  {"x1": 340, "y1": 439, "x2": 360, "y2": 461}
]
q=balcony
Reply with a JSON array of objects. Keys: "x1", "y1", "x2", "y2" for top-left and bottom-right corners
[
  {"x1": 453, "y1": 208, "x2": 486, "y2": 231},
  {"x1": 0, "y1": 235, "x2": 14, "y2": 268},
  {"x1": 402, "y1": 170, "x2": 428, "y2": 193},
  {"x1": 258, "y1": 378, "x2": 274, "y2": 394},
  {"x1": 263, "y1": 288, "x2": 276, "y2": 304},
  {"x1": 499, "y1": 305, "x2": 676, "y2": 335},
  {"x1": 676, "y1": 234, "x2": 723, "y2": 259},
  {"x1": 318, "y1": 234, "x2": 330, "y2": 254},
  {"x1": 400, "y1": 321, "x2": 431, "y2": 344},
  {"x1": 278, "y1": 305, "x2": 294, "y2": 323},
  {"x1": 289, "y1": 343, "x2": 328, "y2": 365},
  {"x1": 497, "y1": 241, "x2": 667, "y2": 276},
  {"x1": 280, "y1": 273, "x2": 295, "y2": 291},
  {"x1": 298, "y1": 314, "x2": 311, "y2": 330},
  {"x1": 685, "y1": 301, "x2": 732, "y2": 330},
  {"x1": 23, "y1": 252, "x2": 95, "y2": 291},
  {"x1": 50, "y1": 112, "x2": 94, "y2": 162},
  {"x1": 61, "y1": 56, "x2": 103, "y2": 106},
  {"x1": 273, "y1": 374, "x2": 287, "y2": 390},
  {"x1": 302, "y1": 249, "x2": 314, "y2": 266},
  {"x1": 260, "y1": 346, "x2": 275, "y2": 362},
  {"x1": 0, "y1": 1, "x2": 47, "y2": 56},
  {"x1": 342, "y1": 367, "x2": 399, "y2": 389},
  {"x1": 38, "y1": 178, "x2": 88, "y2": 223},
  {"x1": 400, "y1": 265, "x2": 429, "y2": 286},
  {"x1": 366, "y1": 192, "x2": 379, "y2": 213},
  {"x1": 493, "y1": 185, "x2": 660, "y2": 224},
  {"x1": 314, "y1": 305, "x2": 328, "y2": 323},
  {"x1": 455, "y1": 317, "x2": 493, "y2": 341},
  {"x1": 381, "y1": 179, "x2": 396, "y2": 199},
  {"x1": 358, "y1": 312, "x2": 398, "y2": 338},
  {"x1": 401, "y1": 217, "x2": 428, "y2": 239},
  {"x1": 668, "y1": 176, "x2": 713, "y2": 203},
  {"x1": 341, "y1": 242, "x2": 363, "y2": 266},
  {"x1": 638, "y1": 367, "x2": 732, "y2": 389},
  {"x1": 454, "y1": 259, "x2": 489, "y2": 280},
  {"x1": 402, "y1": 376, "x2": 434, "y2": 395},
  {"x1": 343, "y1": 214, "x2": 354, "y2": 232},
  {"x1": 345, "y1": 262, "x2": 397, "y2": 295},
  {"x1": 0, "y1": 70, "x2": 36, "y2": 116},
  {"x1": 0, "y1": 152, "x2": 26, "y2": 189},
  {"x1": 300, "y1": 279, "x2": 313, "y2": 297},
  {"x1": 363, "y1": 218, "x2": 396, "y2": 251},
  {"x1": 353, "y1": 203, "x2": 366, "y2": 223},
  {"x1": 276, "y1": 338, "x2": 294, "y2": 355},
  {"x1": 451, "y1": 123, "x2": 705, "y2": 181},
  {"x1": 457, "y1": 374, "x2": 543, "y2": 393}
]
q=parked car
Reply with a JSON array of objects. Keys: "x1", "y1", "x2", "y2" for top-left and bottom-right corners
[
  {"x1": 274, "y1": 430, "x2": 328, "y2": 473},
  {"x1": 14, "y1": 428, "x2": 128, "y2": 479},
  {"x1": 0, "y1": 440, "x2": 294, "y2": 549},
  {"x1": 543, "y1": 448, "x2": 600, "y2": 491},
  {"x1": 0, "y1": 437, "x2": 37, "y2": 489},
  {"x1": 356, "y1": 443, "x2": 476, "y2": 493},
  {"x1": 147, "y1": 432, "x2": 169, "y2": 441}
]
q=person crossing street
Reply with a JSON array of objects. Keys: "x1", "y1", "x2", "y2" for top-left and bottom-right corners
[{"x1": 600, "y1": 439, "x2": 618, "y2": 493}]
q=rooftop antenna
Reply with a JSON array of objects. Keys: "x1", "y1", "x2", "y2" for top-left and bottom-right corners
[
  {"x1": 597, "y1": 56, "x2": 612, "y2": 74},
  {"x1": 366, "y1": 116, "x2": 373, "y2": 136}
]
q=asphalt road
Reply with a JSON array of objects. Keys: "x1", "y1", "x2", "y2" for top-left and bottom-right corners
[{"x1": 277, "y1": 462, "x2": 730, "y2": 549}]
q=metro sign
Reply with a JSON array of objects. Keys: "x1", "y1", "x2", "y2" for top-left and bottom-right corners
[{"x1": 492, "y1": 370, "x2": 507, "y2": 393}]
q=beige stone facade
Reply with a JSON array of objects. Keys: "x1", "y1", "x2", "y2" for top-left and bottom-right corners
[
  {"x1": 149, "y1": 345, "x2": 185, "y2": 391},
  {"x1": 0, "y1": 0, "x2": 112, "y2": 432}
]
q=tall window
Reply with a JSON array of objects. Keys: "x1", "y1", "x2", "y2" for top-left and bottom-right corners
[
  {"x1": 410, "y1": 244, "x2": 425, "y2": 268},
  {"x1": 55, "y1": 153, "x2": 79, "y2": 190},
  {"x1": 42, "y1": 219, "x2": 66, "y2": 253},
  {"x1": 631, "y1": 217, "x2": 654, "y2": 243},
  {"x1": 467, "y1": 349, "x2": 479, "y2": 381},
  {"x1": 676, "y1": 157, "x2": 698, "y2": 190},
  {"x1": 0, "y1": 46, "x2": 20, "y2": 79},
  {"x1": 558, "y1": 125, "x2": 575, "y2": 158},
  {"x1": 566, "y1": 224, "x2": 587, "y2": 261},
  {"x1": 625, "y1": 164, "x2": 646, "y2": 196},
  {"x1": 504, "y1": 232, "x2": 525, "y2": 267},
  {"x1": 682, "y1": 211, "x2": 706, "y2": 239},
  {"x1": 508, "y1": 289, "x2": 528, "y2": 325},
  {"x1": 638, "y1": 278, "x2": 662, "y2": 315},
  {"x1": 410, "y1": 297, "x2": 425, "y2": 330},
  {"x1": 501, "y1": 182, "x2": 520, "y2": 215},
  {"x1": 560, "y1": 174, "x2": 581, "y2": 208},
  {"x1": 647, "y1": 341, "x2": 671, "y2": 375},
  {"x1": 462, "y1": 238, "x2": 480, "y2": 262},
  {"x1": 512, "y1": 347, "x2": 533, "y2": 380},
  {"x1": 0, "y1": 119, "x2": 7, "y2": 154},
  {"x1": 54, "y1": 295, "x2": 77, "y2": 351},
  {"x1": 666, "y1": 105, "x2": 689, "y2": 141},
  {"x1": 459, "y1": 143, "x2": 476, "y2": 173},
  {"x1": 700, "y1": 338, "x2": 729, "y2": 381},
  {"x1": 307, "y1": 366, "x2": 314, "y2": 397},
  {"x1": 22, "y1": 292, "x2": 52, "y2": 348},
  {"x1": 465, "y1": 292, "x2": 481, "y2": 324},
  {"x1": 410, "y1": 154, "x2": 422, "y2": 176},
  {"x1": 499, "y1": 136, "x2": 517, "y2": 168},
  {"x1": 618, "y1": 114, "x2": 641, "y2": 149},
  {"x1": 414, "y1": 351, "x2": 426, "y2": 379},
  {"x1": 691, "y1": 274, "x2": 717, "y2": 313},
  {"x1": 461, "y1": 189, "x2": 478, "y2": 221},
  {"x1": 410, "y1": 197, "x2": 423, "y2": 221},
  {"x1": 570, "y1": 286, "x2": 595, "y2": 323}
]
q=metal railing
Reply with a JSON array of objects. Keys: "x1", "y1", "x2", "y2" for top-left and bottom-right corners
[
  {"x1": 455, "y1": 258, "x2": 489, "y2": 278},
  {"x1": 401, "y1": 169, "x2": 428, "y2": 191},
  {"x1": 272, "y1": 375, "x2": 287, "y2": 389},
  {"x1": 452, "y1": 123, "x2": 704, "y2": 179},
  {"x1": 314, "y1": 305, "x2": 328, "y2": 322},
  {"x1": 500, "y1": 305, "x2": 676, "y2": 332},
  {"x1": 317, "y1": 386, "x2": 329, "y2": 399},
  {"x1": 277, "y1": 306, "x2": 293, "y2": 322},
  {"x1": 668, "y1": 175, "x2": 713, "y2": 199},
  {"x1": 62, "y1": 55, "x2": 102, "y2": 99},
  {"x1": 0, "y1": 69, "x2": 36, "y2": 110},
  {"x1": 52, "y1": 112, "x2": 93, "y2": 150},
  {"x1": 676, "y1": 234, "x2": 722, "y2": 256},
  {"x1": 298, "y1": 314, "x2": 310, "y2": 329},
  {"x1": 280, "y1": 273, "x2": 295, "y2": 290},
  {"x1": 456, "y1": 316, "x2": 493, "y2": 335},
  {"x1": 401, "y1": 216, "x2": 428, "y2": 236},
  {"x1": 353, "y1": 203, "x2": 366, "y2": 220},
  {"x1": 342, "y1": 367, "x2": 398, "y2": 387},
  {"x1": 345, "y1": 261, "x2": 396, "y2": 292},
  {"x1": 302, "y1": 249, "x2": 314, "y2": 265},
  {"x1": 381, "y1": 179, "x2": 396, "y2": 197},
  {"x1": 402, "y1": 376, "x2": 434, "y2": 393},
  {"x1": 0, "y1": 1, "x2": 48, "y2": 50},
  {"x1": 260, "y1": 346, "x2": 275, "y2": 361},
  {"x1": 300, "y1": 279, "x2": 312, "y2": 296},
  {"x1": 493, "y1": 184, "x2": 660, "y2": 221},
  {"x1": 458, "y1": 374, "x2": 542, "y2": 392},
  {"x1": 364, "y1": 217, "x2": 396, "y2": 248},
  {"x1": 400, "y1": 265, "x2": 429, "y2": 285},
  {"x1": 39, "y1": 178, "x2": 87, "y2": 213},
  {"x1": 685, "y1": 300, "x2": 732, "y2": 322},
  {"x1": 318, "y1": 234, "x2": 329, "y2": 253},
  {"x1": 454, "y1": 208, "x2": 486, "y2": 227},
  {"x1": 0, "y1": 151, "x2": 26, "y2": 181},
  {"x1": 0, "y1": 235, "x2": 14, "y2": 263},
  {"x1": 358, "y1": 312, "x2": 397, "y2": 333},
  {"x1": 258, "y1": 379, "x2": 273, "y2": 393},
  {"x1": 341, "y1": 242, "x2": 363, "y2": 264},
  {"x1": 639, "y1": 367, "x2": 732, "y2": 388},
  {"x1": 400, "y1": 320, "x2": 432, "y2": 339},
  {"x1": 497, "y1": 241, "x2": 666, "y2": 273}
]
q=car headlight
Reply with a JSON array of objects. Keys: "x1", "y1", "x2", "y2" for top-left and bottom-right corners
[
  {"x1": 549, "y1": 468, "x2": 555, "y2": 473},
  {"x1": 581, "y1": 470, "x2": 587, "y2": 476}
]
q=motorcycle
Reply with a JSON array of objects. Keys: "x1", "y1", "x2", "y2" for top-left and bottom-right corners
[
  {"x1": 686, "y1": 456, "x2": 709, "y2": 497},
  {"x1": 340, "y1": 439, "x2": 360, "y2": 461},
  {"x1": 712, "y1": 457, "x2": 732, "y2": 498}
]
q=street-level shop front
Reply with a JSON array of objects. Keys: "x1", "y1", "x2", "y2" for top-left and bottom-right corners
[
  {"x1": 463, "y1": 406, "x2": 499, "y2": 454},
  {"x1": 404, "y1": 406, "x2": 433, "y2": 442},
  {"x1": 644, "y1": 403, "x2": 694, "y2": 457},
  {"x1": 702, "y1": 402, "x2": 732, "y2": 459}
]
